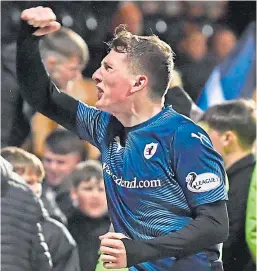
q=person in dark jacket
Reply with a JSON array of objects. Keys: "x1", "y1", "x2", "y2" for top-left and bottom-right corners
[
  {"x1": 164, "y1": 70, "x2": 203, "y2": 122},
  {"x1": 1, "y1": 42, "x2": 31, "y2": 147},
  {"x1": 1, "y1": 156, "x2": 52, "y2": 271},
  {"x1": 67, "y1": 161, "x2": 111, "y2": 271},
  {"x1": 200, "y1": 99, "x2": 256, "y2": 271},
  {"x1": 1, "y1": 147, "x2": 81, "y2": 271}
]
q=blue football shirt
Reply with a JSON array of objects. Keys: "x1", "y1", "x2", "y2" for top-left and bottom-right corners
[{"x1": 76, "y1": 102, "x2": 228, "y2": 270}]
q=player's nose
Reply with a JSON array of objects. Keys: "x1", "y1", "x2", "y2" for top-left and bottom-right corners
[{"x1": 92, "y1": 67, "x2": 102, "y2": 84}]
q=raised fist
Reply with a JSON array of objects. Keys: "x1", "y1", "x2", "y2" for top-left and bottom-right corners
[{"x1": 20, "y1": 6, "x2": 61, "y2": 36}]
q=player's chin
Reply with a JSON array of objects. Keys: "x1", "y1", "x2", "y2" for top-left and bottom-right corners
[{"x1": 95, "y1": 100, "x2": 109, "y2": 112}]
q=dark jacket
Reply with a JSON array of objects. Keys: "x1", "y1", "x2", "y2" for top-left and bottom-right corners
[
  {"x1": 68, "y1": 209, "x2": 110, "y2": 271},
  {"x1": 223, "y1": 154, "x2": 256, "y2": 271},
  {"x1": 177, "y1": 54, "x2": 217, "y2": 102},
  {"x1": 41, "y1": 202, "x2": 80, "y2": 271},
  {"x1": 1, "y1": 42, "x2": 31, "y2": 147},
  {"x1": 1, "y1": 157, "x2": 52, "y2": 271},
  {"x1": 41, "y1": 180, "x2": 71, "y2": 225},
  {"x1": 164, "y1": 86, "x2": 203, "y2": 121}
]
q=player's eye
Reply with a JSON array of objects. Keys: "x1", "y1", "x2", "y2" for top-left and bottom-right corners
[
  {"x1": 104, "y1": 64, "x2": 112, "y2": 71},
  {"x1": 82, "y1": 187, "x2": 93, "y2": 191}
]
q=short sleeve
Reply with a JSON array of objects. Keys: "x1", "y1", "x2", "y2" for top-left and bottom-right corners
[
  {"x1": 76, "y1": 101, "x2": 111, "y2": 150},
  {"x1": 172, "y1": 122, "x2": 228, "y2": 208}
]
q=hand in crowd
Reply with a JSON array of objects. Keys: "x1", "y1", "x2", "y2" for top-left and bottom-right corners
[
  {"x1": 99, "y1": 232, "x2": 129, "y2": 269},
  {"x1": 20, "y1": 6, "x2": 60, "y2": 36}
]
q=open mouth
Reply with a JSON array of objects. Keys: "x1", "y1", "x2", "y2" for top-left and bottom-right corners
[{"x1": 97, "y1": 86, "x2": 104, "y2": 100}]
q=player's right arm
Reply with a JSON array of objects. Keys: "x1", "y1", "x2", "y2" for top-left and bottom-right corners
[{"x1": 17, "y1": 7, "x2": 110, "y2": 149}]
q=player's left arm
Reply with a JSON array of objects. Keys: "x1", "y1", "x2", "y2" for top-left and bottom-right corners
[
  {"x1": 100, "y1": 201, "x2": 228, "y2": 268},
  {"x1": 100, "y1": 122, "x2": 229, "y2": 268}
]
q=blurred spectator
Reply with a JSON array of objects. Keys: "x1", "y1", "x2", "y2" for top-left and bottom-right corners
[
  {"x1": 46, "y1": 1, "x2": 120, "y2": 78},
  {"x1": 68, "y1": 161, "x2": 110, "y2": 271},
  {"x1": 1, "y1": 146, "x2": 81, "y2": 271},
  {"x1": 31, "y1": 26, "x2": 99, "y2": 159},
  {"x1": 1, "y1": 42, "x2": 30, "y2": 148},
  {"x1": 245, "y1": 165, "x2": 256, "y2": 270},
  {"x1": 199, "y1": 99, "x2": 256, "y2": 271},
  {"x1": 110, "y1": 2, "x2": 143, "y2": 35},
  {"x1": 1, "y1": 156, "x2": 52, "y2": 271},
  {"x1": 182, "y1": 1, "x2": 228, "y2": 25},
  {"x1": 163, "y1": 1, "x2": 184, "y2": 17},
  {"x1": 176, "y1": 28, "x2": 216, "y2": 102},
  {"x1": 205, "y1": 1, "x2": 228, "y2": 21},
  {"x1": 42, "y1": 129, "x2": 86, "y2": 222},
  {"x1": 183, "y1": 1, "x2": 206, "y2": 20},
  {"x1": 210, "y1": 27, "x2": 237, "y2": 63},
  {"x1": 164, "y1": 70, "x2": 203, "y2": 121},
  {"x1": 39, "y1": 26, "x2": 89, "y2": 90},
  {"x1": 139, "y1": 1, "x2": 162, "y2": 15}
]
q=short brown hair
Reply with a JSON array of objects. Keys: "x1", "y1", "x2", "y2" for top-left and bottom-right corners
[
  {"x1": 107, "y1": 24, "x2": 174, "y2": 100},
  {"x1": 0, "y1": 147, "x2": 45, "y2": 182},
  {"x1": 45, "y1": 129, "x2": 87, "y2": 160},
  {"x1": 200, "y1": 99, "x2": 256, "y2": 149},
  {"x1": 40, "y1": 27, "x2": 89, "y2": 68},
  {"x1": 69, "y1": 160, "x2": 103, "y2": 188}
]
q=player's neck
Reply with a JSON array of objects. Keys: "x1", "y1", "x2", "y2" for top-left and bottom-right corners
[{"x1": 113, "y1": 98, "x2": 164, "y2": 128}]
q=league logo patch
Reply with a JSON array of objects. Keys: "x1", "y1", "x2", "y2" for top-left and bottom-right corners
[
  {"x1": 186, "y1": 172, "x2": 221, "y2": 192},
  {"x1": 144, "y1": 143, "x2": 158, "y2": 159}
]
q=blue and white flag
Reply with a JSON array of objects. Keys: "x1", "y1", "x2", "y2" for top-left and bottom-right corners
[{"x1": 197, "y1": 22, "x2": 256, "y2": 111}]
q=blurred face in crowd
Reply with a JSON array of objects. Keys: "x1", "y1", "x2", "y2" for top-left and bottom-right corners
[
  {"x1": 92, "y1": 49, "x2": 139, "y2": 114},
  {"x1": 212, "y1": 30, "x2": 237, "y2": 60},
  {"x1": 199, "y1": 122, "x2": 225, "y2": 156},
  {"x1": 181, "y1": 31, "x2": 207, "y2": 61},
  {"x1": 46, "y1": 55, "x2": 83, "y2": 90},
  {"x1": 207, "y1": 129, "x2": 225, "y2": 156},
  {"x1": 42, "y1": 147, "x2": 81, "y2": 187},
  {"x1": 19, "y1": 167, "x2": 42, "y2": 198},
  {"x1": 200, "y1": 122, "x2": 236, "y2": 160},
  {"x1": 71, "y1": 177, "x2": 108, "y2": 218}
]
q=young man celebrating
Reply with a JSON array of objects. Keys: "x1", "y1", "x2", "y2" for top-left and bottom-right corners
[{"x1": 17, "y1": 6, "x2": 228, "y2": 270}]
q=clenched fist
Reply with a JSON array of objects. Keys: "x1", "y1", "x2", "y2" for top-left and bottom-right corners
[
  {"x1": 20, "y1": 6, "x2": 61, "y2": 36},
  {"x1": 99, "y1": 232, "x2": 129, "y2": 269}
]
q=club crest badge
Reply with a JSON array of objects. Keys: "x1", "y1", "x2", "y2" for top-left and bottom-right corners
[{"x1": 144, "y1": 143, "x2": 158, "y2": 159}]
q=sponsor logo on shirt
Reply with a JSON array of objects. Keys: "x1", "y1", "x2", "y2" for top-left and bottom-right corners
[
  {"x1": 186, "y1": 172, "x2": 221, "y2": 192},
  {"x1": 144, "y1": 143, "x2": 158, "y2": 159},
  {"x1": 191, "y1": 132, "x2": 211, "y2": 145},
  {"x1": 103, "y1": 163, "x2": 162, "y2": 189},
  {"x1": 114, "y1": 136, "x2": 123, "y2": 152}
]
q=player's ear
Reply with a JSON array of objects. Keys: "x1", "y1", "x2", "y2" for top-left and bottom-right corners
[
  {"x1": 131, "y1": 75, "x2": 148, "y2": 94},
  {"x1": 222, "y1": 131, "x2": 236, "y2": 146},
  {"x1": 222, "y1": 130, "x2": 237, "y2": 154}
]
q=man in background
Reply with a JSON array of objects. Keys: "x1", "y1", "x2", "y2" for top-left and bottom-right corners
[
  {"x1": 32, "y1": 25, "x2": 99, "y2": 159},
  {"x1": 42, "y1": 129, "x2": 87, "y2": 222},
  {"x1": 200, "y1": 99, "x2": 256, "y2": 271}
]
